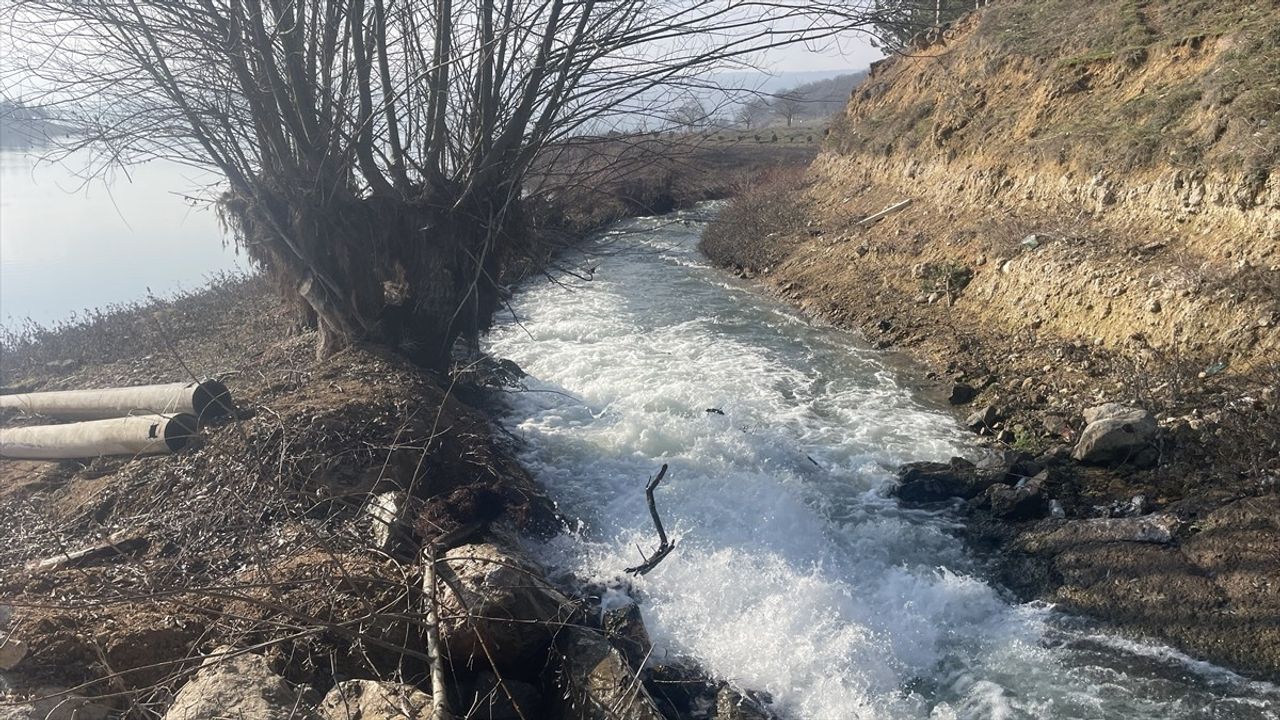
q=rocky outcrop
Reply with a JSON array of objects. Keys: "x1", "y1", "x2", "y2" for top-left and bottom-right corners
[
  {"x1": 163, "y1": 647, "x2": 318, "y2": 720},
  {"x1": 1071, "y1": 403, "x2": 1158, "y2": 464},
  {"x1": 893, "y1": 457, "x2": 994, "y2": 502},
  {"x1": 601, "y1": 602, "x2": 653, "y2": 670},
  {"x1": 438, "y1": 543, "x2": 575, "y2": 669},
  {"x1": 549, "y1": 628, "x2": 665, "y2": 720},
  {"x1": 318, "y1": 680, "x2": 431, "y2": 720}
]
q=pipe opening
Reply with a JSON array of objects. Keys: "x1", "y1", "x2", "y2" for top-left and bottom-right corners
[
  {"x1": 163, "y1": 414, "x2": 198, "y2": 453},
  {"x1": 192, "y1": 380, "x2": 233, "y2": 421}
]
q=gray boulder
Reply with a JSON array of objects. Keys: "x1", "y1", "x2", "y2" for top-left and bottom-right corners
[
  {"x1": 318, "y1": 680, "x2": 431, "y2": 720},
  {"x1": 163, "y1": 647, "x2": 318, "y2": 720},
  {"x1": 602, "y1": 602, "x2": 652, "y2": 670},
  {"x1": 894, "y1": 458, "x2": 993, "y2": 502},
  {"x1": 549, "y1": 628, "x2": 665, "y2": 720},
  {"x1": 1071, "y1": 403, "x2": 1157, "y2": 464},
  {"x1": 438, "y1": 543, "x2": 574, "y2": 669}
]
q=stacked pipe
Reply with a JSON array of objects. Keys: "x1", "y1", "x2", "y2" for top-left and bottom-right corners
[{"x1": 0, "y1": 380, "x2": 231, "y2": 460}]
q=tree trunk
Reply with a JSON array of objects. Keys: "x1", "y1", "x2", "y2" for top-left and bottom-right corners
[{"x1": 223, "y1": 185, "x2": 510, "y2": 370}]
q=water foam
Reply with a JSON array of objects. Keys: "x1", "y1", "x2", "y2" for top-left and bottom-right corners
[{"x1": 488, "y1": 209, "x2": 1280, "y2": 719}]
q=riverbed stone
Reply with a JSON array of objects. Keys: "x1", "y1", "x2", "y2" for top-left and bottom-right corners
[
  {"x1": 549, "y1": 628, "x2": 665, "y2": 720},
  {"x1": 163, "y1": 646, "x2": 318, "y2": 720},
  {"x1": 965, "y1": 404, "x2": 1003, "y2": 434},
  {"x1": 602, "y1": 602, "x2": 652, "y2": 670},
  {"x1": 948, "y1": 383, "x2": 978, "y2": 405},
  {"x1": 1072, "y1": 403, "x2": 1157, "y2": 464},
  {"x1": 318, "y1": 679, "x2": 431, "y2": 720},
  {"x1": 894, "y1": 457, "x2": 994, "y2": 502},
  {"x1": 438, "y1": 543, "x2": 575, "y2": 669}
]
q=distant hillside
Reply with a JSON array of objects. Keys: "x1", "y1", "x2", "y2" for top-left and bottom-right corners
[{"x1": 0, "y1": 101, "x2": 73, "y2": 148}]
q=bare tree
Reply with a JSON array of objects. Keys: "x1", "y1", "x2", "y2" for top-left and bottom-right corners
[
  {"x1": 3, "y1": 0, "x2": 891, "y2": 367},
  {"x1": 667, "y1": 97, "x2": 711, "y2": 130},
  {"x1": 735, "y1": 97, "x2": 771, "y2": 129},
  {"x1": 772, "y1": 91, "x2": 805, "y2": 128}
]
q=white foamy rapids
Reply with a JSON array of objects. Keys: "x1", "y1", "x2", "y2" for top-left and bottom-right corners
[{"x1": 487, "y1": 209, "x2": 1280, "y2": 720}]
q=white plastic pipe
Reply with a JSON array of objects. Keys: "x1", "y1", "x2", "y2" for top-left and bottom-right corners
[
  {"x1": 0, "y1": 414, "x2": 198, "y2": 459},
  {"x1": 0, "y1": 380, "x2": 230, "y2": 422}
]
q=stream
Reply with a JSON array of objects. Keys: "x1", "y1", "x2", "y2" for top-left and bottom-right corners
[{"x1": 486, "y1": 206, "x2": 1280, "y2": 720}]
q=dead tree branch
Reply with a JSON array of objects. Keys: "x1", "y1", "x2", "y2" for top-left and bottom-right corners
[{"x1": 625, "y1": 464, "x2": 674, "y2": 576}]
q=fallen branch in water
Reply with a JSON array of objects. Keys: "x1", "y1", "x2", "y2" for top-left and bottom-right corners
[{"x1": 625, "y1": 464, "x2": 675, "y2": 576}]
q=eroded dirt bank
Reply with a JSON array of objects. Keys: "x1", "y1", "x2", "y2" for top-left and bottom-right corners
[{"x1": 700, "y1": 0, "x2": 1279, "y2": 682}]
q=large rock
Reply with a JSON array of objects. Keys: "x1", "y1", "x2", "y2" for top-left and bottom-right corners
[
  {"x1": 438, "y1": 543, "x2": 574, "y2": 669},
  {"x1": 549, "y1": 629, "x2": 665, "y2": 720},
  {"x1": 715, "y1": 686, "x2": 777, "y2": 720},
  {"x1": 318, "y1": 679, "x2": 431, "y2": 720},
  {"x1": 893, "y1": 458, "x2": 993, "y2": 502},
  {"x1": 1071, "y1": 403, "x2": 1158, "y2": 464},
  {"x1": 979, "y1": 479, "x2": 1045, "y2": 521},
  {"x1": 601, "y1": 602, "x2": 652, "y2": 670},
  {"x1": 163, "y1": 647, "x2": 318, "y2": 720}
]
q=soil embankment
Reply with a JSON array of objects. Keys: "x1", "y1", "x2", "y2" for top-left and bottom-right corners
[{"x1": 701, "y1": 0, "x2": 1280, "y2": 681}]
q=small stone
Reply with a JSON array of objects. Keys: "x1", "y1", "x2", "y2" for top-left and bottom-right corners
[
  {"x1": 947, "y1": 383, "x2": 978, "y2": 405},
  {"x1": 1021, "y1": 234, "x2": 1041, "y2": 250},
  {"x1": 0, "y1": 638, "x2": 27, "y2": 671},
  {"x1": 965, "y1": 404, "x2": 1003, "y2": 434},
  {"x1": 1147, "y1": 298, "x2": 1162, "y2": 313}
]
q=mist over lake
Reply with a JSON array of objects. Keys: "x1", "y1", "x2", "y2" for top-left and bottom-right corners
[{"x1": 0, "y1": 147, "x2": 243, "y2": 326}]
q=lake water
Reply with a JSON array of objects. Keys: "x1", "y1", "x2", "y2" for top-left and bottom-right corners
[
  {"x1": 0, "y1": 147, "x2": 243, "y2": 327},
  {"x1": 488, "y1": 207, "x2": 1280, "y2": 720}
]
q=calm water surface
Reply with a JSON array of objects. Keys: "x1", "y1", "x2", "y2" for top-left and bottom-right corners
[{"x1": 0, "y1": 147, "x2": 241, "y2": 326}]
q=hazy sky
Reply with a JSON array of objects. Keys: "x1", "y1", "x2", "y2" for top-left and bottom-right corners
[{"x1": 765, "y1": 30, "x2": 885, "y2": 72}]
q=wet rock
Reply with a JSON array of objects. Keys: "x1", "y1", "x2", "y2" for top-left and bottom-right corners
[
  {"x1": 439, "y1": 543, "x2": 575, "y2": 669},
  {"x1": 643, "y1": 659, "x2": 718, "y2": 719},
  {"x1": 978, "y1": 474, "x2": 1046, "y2": 521},
  {"x1": 602, "y1": 602, "x2": 652, "y2": 670},
  {"x1": 715, "y1": 685, "x2": 777, "y2": 720},
  {"x1": 1002, "y1": 452, "x2": 1044, "y2": 484},
  {"x1": 163, "y1": 647, "x2": 318, "y2": 720},
  {"x1": 549, "y1": 628, "x2": 665, "y2": 720},
  {"x1": 948, "y1": 383, "x2": 978, "y2": 405},
  {"x1": 0, "y1": 688, "x2": 111, "y2": 720},
  {"x1": 894, "y1": 458, "x2": 994, "y2": 502},
  {"x1": 1071, "y1": 403, "x2": 1158, "y2": 464},
  {"x1": 965, "y1": 404, "x2": 1003, "y2": 434},
  {"x1": 318, "y1": 680, "x2": 431, "y2": 720},
  {"x1": 467, "y1": 671, "x2": 541, "y2": 720}
]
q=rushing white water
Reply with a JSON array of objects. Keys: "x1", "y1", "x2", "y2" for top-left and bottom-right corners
[{"x1": 487, "y1": 206, "x2": 1280, "y2": 720}]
